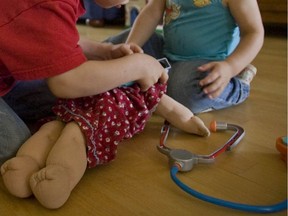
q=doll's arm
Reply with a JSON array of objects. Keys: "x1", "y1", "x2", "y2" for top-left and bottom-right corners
[{"x1": 155, "y1": 94, "x2": 210, "y2": 137}]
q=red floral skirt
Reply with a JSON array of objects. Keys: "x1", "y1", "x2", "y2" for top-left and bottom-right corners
[{"x1": 52, "y1": 83, "x2": 166, "y2": 168}]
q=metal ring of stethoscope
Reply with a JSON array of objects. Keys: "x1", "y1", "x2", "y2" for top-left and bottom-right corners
[
  {"x1": 157, "y1": 120, "x2": 245, "y2": 172},
  {"x1": 157, "y1": 120, "x2": 287, "y2": 213}
]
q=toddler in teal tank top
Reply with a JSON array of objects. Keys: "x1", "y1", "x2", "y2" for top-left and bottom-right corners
[{"x1": 125, "y1": 0, "x2": 264, "y2": 113}]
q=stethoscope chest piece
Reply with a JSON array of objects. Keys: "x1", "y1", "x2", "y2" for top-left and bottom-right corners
[
  {"x1": 168, "y1": 149, "x2": 214, "y2": 172},
  {"x1": 169, "y1": 149, "x2": 198, "y2": 172}
]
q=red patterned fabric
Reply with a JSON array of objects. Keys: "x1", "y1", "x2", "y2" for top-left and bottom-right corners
[{"x1": 53, "y1": 83, "x2": 166, "y2": 168}]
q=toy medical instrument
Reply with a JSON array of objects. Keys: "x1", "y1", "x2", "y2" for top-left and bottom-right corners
[
  {"x1": 158, "y1": 57, "x2": 171, "y2": 72},
  {"x1": 158, "y1": 120, "x2": 287, "y2": 213}
]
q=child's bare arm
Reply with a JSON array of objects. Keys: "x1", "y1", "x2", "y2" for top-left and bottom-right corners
[
  {"x1": 126, "y1": 0, "x2": 166, "y2": 46},
  {"x1": 198, "y1": 0, "x2": 264, "y2": 99},
  {"x1": 47, "y1": 53, "x2": 168, "y2": 98},
  {"x1": 225, "y1": 0, "x2": 264, "y2": 73}
]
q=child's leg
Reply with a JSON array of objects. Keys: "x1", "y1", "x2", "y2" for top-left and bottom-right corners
[
  {"x1": 30, "y1": 121, "x2": 87, "y2": 209},
  {"x1": 0, "y1": 120, "x2": 65, "y2": 198},
  {"x1": 155, "y1": 94, "x2": 210, "y2": 136}
]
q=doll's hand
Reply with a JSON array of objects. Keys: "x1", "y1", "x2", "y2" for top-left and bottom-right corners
[
  {"x1": 110, "y1": 43, "x2": 143, "y2": 59},
  {"x1": 198, "y1": 61, "x2": 233, "y2": 99}
]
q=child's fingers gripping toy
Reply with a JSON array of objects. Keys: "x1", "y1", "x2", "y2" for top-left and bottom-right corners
[{"x1": 276, "y1": 136, "x2": 287, "y2": 162}]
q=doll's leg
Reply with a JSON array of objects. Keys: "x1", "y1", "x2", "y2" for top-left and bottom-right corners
[
  {"x1": 0, "y1": 120, "x2": 65, "y2": 198},
  {"x1": 155, "y1": 94, "x2": 210, "y2": 137},
  {"x1": 30, "y1": 121, "x2": 87, "y2": 209}
]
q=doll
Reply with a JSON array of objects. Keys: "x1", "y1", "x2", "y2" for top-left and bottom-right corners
[{"x1": 1, "y1": 81, "x2": 210, "y2": 209}]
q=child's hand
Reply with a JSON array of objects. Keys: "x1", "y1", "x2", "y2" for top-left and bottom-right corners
[
  {"x1": 110, "y1": 43, "x2": 143, "y2": 59},
  {"x1": 136, "y1": 55, "x2": 169, "y2": 92},
  {"x1": 126, "y1": 42, "x2": 144, "y2": 54},
  {"x1": 198, "y1": 61, "x2": 234, "y2": 99},
  {"x1": 138, "y1": 71, "x2": 168, "y2": 92},
  {"x1": 78, "y1": 40, "x2": 143, "y2": 60}
]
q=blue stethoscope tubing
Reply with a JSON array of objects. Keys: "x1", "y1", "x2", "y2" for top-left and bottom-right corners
[{"x1": 171, "y1": 165, "x2": 287, "y2": 213}]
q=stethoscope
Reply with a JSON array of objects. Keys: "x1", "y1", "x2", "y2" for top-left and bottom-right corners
[{"x1": 157, "y1": 120, "x2": 287, "y2": 213}]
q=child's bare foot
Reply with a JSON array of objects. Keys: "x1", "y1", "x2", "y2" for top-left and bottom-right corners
[
  {"x1": 237, "y1": 64, "x2": 257, "y2": 85},
  {"x1": 1, "y1": 156, "x2": 40, "y2": 198},
  {"x1": 30, "y1": 165, "x2": 72, "y2": 209}
]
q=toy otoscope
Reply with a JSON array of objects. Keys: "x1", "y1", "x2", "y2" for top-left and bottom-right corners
[{"x1": 157, "y1": 120, "x2": 287, "y2": 213}]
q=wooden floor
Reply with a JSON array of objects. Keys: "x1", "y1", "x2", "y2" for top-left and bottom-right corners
[{"x1": 0, "y1": 25, "x2": 287, "y2": 216}]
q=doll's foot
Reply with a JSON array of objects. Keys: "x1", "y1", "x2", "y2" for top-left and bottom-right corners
[
  {"x1": 30, "y1": 165, "x2": 71, "y2": 209},
  {"x1": 237, "y1": 64, "x2": 257, "y2": 85},
  {"x1": 1, "y1": 156, "x2": 40, "y2": 198}
]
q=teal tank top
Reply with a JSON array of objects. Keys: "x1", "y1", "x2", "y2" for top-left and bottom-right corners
[{"x1": 163, "y1": 0, "x2": 240, "y2": 61}]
